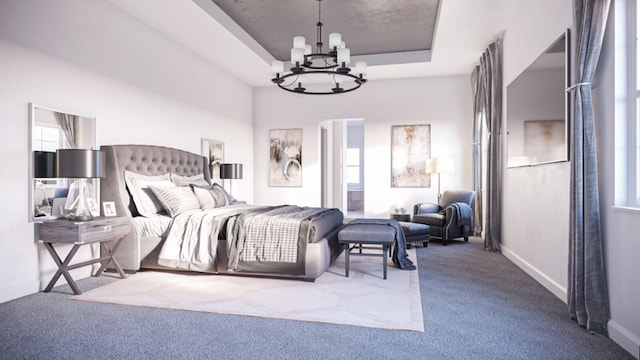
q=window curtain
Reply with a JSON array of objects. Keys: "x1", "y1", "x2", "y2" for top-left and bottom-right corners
[
  {"x1": 54, "y1": 111, "x2": 78, "y2": 148},
  {"x1": 568, "y1": 0, "x2": 611, "y2": 335},
  {"x1": 471, "y1": 36, "x2": 503, "y2": 252}
]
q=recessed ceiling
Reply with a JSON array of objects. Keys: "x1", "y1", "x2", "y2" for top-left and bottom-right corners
[
  {"x1": 108, "y1": 0, "x2": 524, "y2": 87},
  {"x1": 211, "y1": 0, "x2": 440, "y2": 65}
]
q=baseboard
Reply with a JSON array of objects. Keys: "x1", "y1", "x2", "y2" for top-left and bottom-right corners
[
  {"x1": 609, "y1": 320, "x2": 640, "y2": 359},
  {"x1": 0, "y1": 280, "x2": 39, "y2": 304},
  {"x1": 501, "y1": 244, "x2": 567, "y2": 303}
]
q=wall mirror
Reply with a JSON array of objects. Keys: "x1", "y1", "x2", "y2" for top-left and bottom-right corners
[
  {"x1": 28, "y1": 103, "x2": 96, "y2": 221},
  {"x1": 507, "y1": 30, "x2": 570, "y2": 167}
]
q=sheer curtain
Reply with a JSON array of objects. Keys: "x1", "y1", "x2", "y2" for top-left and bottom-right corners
[
  {"x1": 471, "y1": 36, "x2": 503, "y2": 252},
  {"x1": 54, "y1": 111, "x2": 79, "y2": 148},
  {"x1": 568, "y1": 0, "x2": 611, "y2": 335}
]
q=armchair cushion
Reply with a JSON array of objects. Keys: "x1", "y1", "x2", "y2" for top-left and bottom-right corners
[{"x1": 412, "y1": 213, "x2": 445, "y2": 227}]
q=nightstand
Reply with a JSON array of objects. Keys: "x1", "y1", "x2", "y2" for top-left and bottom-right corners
[
  {"x1": 390, "y1": 213, "x2": 411, "y2": 222},
  {"x1": 38, "y1": 216, "x2": 131, "y2": 295}
]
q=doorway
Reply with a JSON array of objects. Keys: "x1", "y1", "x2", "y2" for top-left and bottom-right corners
[{"x1": 319, "y1": 118, "x2": 365, "y2": 218}]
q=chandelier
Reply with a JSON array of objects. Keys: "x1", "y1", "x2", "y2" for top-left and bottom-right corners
[{"x1": 270, "y1": 0, "x2": 367, "y2": 95}]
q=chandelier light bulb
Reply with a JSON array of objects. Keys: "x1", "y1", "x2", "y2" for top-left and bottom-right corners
[
  {"x1": 340, "y1": 41, "x2": 346, "y2": 49},
  {"x1": 355, "y1": 61, "x2": 367, "y2": 76},
  {"x1": 329, "y1": 33, "x2": 342, "y2": 48},
  {"x1": 293, "y1": 36, "x2": 306, "y2": 49},
  {"x1": 337, "y1": 48, "x2": 350, "y2": 66},
  {"x1": 291, "y1": 48, "x2": 305, "y2": 64},
  {"x1": 272, "y1": 61, "x2": 284, "y2": 76}
]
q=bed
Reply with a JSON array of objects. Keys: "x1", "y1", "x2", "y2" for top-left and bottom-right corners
[{"x1": 99, "y1": 144, "x2": 344, "y2": 281}]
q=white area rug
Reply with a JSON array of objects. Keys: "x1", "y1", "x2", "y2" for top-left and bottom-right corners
[{"x1": 72, "y1": 249, "x2": 424, "y2": 332}]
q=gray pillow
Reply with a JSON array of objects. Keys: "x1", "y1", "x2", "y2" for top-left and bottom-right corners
[
  {"x1": 149, "y1": 186, "x2": 201, "y2": 217},
  {"x1": 191, "y1": 184, "x2": 229, "y2": 210},
  {"x1": 124, "y1": 170, "x2": 174, "y2": 217}
]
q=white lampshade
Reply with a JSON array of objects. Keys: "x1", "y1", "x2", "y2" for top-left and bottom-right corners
[
  {"x1": 337, "y1": 48, "x2": 350, "y2": 65},
  {"x1": 329, "y1": 33, "x2": 342, "y2": 48},
  {"x1": 293, "y1": 36, "x2": 306, "y2": 49},
  {"x1": 272, "y1": 60, "x2": 284, "y2": 76},
  {"x1": 425, "y1": 157, "x2": 454, "y2": 174},
  {"x1": 355, "y1": 61, "x2": 367, "y2": 76},
  {"x1": 304, "y1": 44, "x2": 312, "y2": 55},
  {"x1": 291, "y1": 48, "x2": 304, "y2": 64},
  {"x1": 340, "y1": 41, "x2": 346, "y2": 49}
]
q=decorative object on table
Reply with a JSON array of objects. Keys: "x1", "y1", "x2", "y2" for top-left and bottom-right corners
[
  {"x1": 391, "y1": 124, "x2": 431, "y2": 187},
  {"x1": 102, "y1": 201, "x2": 117, "y2": 217},
  {"x1": 33, "y1": 151, "x2": 57, "y2": 217},
  {"x1": 219, "y1": 163, "x2": 243, "y2": 200},
  {"x1": 270, "y1": 0, "x2": 367, "y2": 95},
  {"x1": 425, "y1": 157, "x2": 454, "y2": 201},
  {"x1": 56, "y1": 149, "x2": 104, "y2": 221},
  {"x1": 201, "y1": 138, "x2": 224, "y2": 181},
  {"x1": 269, "y1": 128, "x2": 302, "y2": 187}
]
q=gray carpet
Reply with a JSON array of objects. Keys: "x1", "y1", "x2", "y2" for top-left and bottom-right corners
[{"x1": 0, "y1": 238, "x2": 633, "y2": 360}]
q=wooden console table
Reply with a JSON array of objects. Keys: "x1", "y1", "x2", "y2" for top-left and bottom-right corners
[{"x1": 38, "y1": 216, "x2": 131, "y2": 295}]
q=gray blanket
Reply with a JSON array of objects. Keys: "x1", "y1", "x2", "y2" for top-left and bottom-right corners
[
  {"x1": 347, "y1": 218, "x2": 416, "y2": 270},
  {"x1": 449, "y1": 202, "x2": 472, "y2": 235}
]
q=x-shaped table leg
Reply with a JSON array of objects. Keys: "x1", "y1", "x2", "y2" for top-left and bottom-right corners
[{"x1": 43, "y1": 243, "x2": 82, "y2": 295}]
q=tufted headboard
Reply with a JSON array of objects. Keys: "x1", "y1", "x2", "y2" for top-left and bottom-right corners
[{"x1": 100, "y1": 144, "x2": 211, "y2": 218}]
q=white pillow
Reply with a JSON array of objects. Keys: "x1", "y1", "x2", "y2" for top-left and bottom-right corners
[
  {"x1": 191, "y1": 184, "x2": 228, "y2": 210},
  {"x1": 170, "y1": 173, "x2": 210, "y2": 187},
  {"x1": 149, "y1": 186, "x2": 201, "y2": 217},
  {"x1": 124, "y1": 170, "x2": 175, "y2": 217}
]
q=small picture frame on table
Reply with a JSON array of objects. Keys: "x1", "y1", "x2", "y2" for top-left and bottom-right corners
[{"x1": 102, "y1": 201, "x2": 117, "y2": 217}]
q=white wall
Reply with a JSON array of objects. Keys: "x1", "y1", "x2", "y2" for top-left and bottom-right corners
[
  {"x1": 502, "y1": 0, "x2": 572, "y2": 301},
  {"x1": 253, "y1": 75, "x2": 473, "y2": 218},
  {"x1": 594, "y1": 1, "x2": 640, "y2": 357},
  {"x1": 0, "y1": 0, "x2": 253, "y2": 303}
]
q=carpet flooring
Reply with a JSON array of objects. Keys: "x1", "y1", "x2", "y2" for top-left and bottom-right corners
[
  {"x1": 71, "y1": 249, "x2": 423, "y2": 332},
  {"x1": 0, "y1": 237, "x2": 634, "y2": 359}
]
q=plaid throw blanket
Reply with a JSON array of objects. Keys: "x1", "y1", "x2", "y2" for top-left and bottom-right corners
[{"x1": 228, "y1": 205, "x2": 331, "y2": 269}]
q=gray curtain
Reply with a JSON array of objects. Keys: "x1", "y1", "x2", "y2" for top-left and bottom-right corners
[
  {"x1": 568, "y1": 0, "x2": 611, "y2": 336},
  {"x1": 471, "y1": 36, "x2": 503, "y2": 252},
  {"x1": 54, "y1": 111, "x2": 78, "y2": 148}
]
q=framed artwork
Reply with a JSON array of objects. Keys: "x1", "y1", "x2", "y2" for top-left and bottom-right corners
[
  {"x1": 102, "y1": 201, "x2": 116, "y2": 217},
  {"x1": 201, "y1": 138, "x2": 224, "y2": 181},
  {"x1": 269, "y1": 128, "x2": 302, "y2": 187},
  {"x1": 391, "y1": 124, "x2": 431, "y2": 187}
]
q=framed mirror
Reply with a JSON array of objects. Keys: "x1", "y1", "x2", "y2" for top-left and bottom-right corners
[
  {"x1": 507, "y1": 30, "x2": 570, "y2": 167},
  {"x1": 28, "y1": 103, "x2": 96, "y2": 221}
]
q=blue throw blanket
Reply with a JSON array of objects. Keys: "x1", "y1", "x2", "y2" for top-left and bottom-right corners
[
  {"x1": 347, "y1": 218, "x2": 416, "y2": 271},
  {"x1": 449, "y1": 202, "x2": 472, "y2": 235}
]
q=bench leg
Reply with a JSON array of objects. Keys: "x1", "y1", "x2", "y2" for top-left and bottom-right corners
[
  {"x1": 344, "y1": 243, "x2": 350, "y2": 277},
  {"x1": 382, "y1": 244, "x2": 388, "y2": 280}
]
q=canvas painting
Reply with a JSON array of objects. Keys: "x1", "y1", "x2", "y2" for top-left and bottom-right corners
[
  {"x1": 269, "y1": 128, "x2": 302, "y2": 187},
  {"x1": 201, "y1": 138, "x2": 224, "y2": 181},
  {"x1": 524, "y1": 120, "x2": 565, "y2": 163},
  {"x1": 391, "y1": 124, "x2": 431, "y2": 188}
]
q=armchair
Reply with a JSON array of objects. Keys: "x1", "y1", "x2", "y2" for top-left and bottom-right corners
[{"x1": 412, "y1": 190, "x2": 475, "y2": 245}]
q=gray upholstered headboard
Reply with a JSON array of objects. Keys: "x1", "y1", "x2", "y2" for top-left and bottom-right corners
[{"x1": 100, "y1": 144, "x2": 211, "y2": 218}]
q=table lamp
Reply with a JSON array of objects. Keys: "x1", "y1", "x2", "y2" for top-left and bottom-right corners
[
  {"x1": 56, "y1": 149, "x2": 105, "y2": 221},
  {"x1": 220, "y1": 163, "x2": 243, "y2": 200},
  {"x1": 425, "y1": 157, "x2": 454, "y2": 202}
]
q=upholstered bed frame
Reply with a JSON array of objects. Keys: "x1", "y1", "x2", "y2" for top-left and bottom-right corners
[{"x1": 100, "y1": 144, "x2": 341, "y2": 280}]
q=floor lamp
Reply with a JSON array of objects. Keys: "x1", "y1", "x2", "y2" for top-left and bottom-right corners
[
  {"x1": 56, "y1": 149, "x2": 105, "y2": 221},
  {"x1": 220, "y1": 163, "x2": 243, "y2": 200},
  {"x1": 425, "y1": 157, "x2": 454, "y2": 202}
]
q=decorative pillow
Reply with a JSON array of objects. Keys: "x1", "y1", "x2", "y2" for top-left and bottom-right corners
[
  {"x1": 170, "y1": 173, "x2": 210, "y2": 187},
  {"x1": 191, "y1": 184, "x2": 228, "y2": 210},
  {"x1": 149, "y1": 186, "x2": 201, "y2": 217},
  {"x1": 213, "y1": 183, "x2": 234, "y2": 204},
  {"x1": 124, "y1": 170, "x2": 175, "y2": 217}
]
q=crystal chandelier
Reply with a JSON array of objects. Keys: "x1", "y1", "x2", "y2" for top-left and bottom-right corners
[{"x1": 270, "y1": 0, "x2": 367, "y2": 95}]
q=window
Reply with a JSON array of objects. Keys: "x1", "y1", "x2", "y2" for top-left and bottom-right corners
[
  {"x1": 629, "y1": 0, "x2": 640, "y2": 206},
  {"x1": 32, "y1": 123, "x2": 64, "y2": 185}
]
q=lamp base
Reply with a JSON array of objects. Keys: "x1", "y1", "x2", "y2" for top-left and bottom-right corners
[{"x1": 64, "y1": 178, "x2": 99, "y2": 221}]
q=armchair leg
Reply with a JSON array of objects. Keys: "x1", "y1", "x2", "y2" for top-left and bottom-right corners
[{"x1": 464, "y1": 236, "x2": 469, "y2": 242}]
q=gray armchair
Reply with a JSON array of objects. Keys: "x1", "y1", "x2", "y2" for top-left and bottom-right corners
[{"x1": 412, "y1": 190, "x2": 475, "y2": 245}]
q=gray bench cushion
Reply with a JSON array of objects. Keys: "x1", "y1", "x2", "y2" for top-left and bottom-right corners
[{"x1": 338, "y1": 224, "x2": 395, "y2": 245}]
